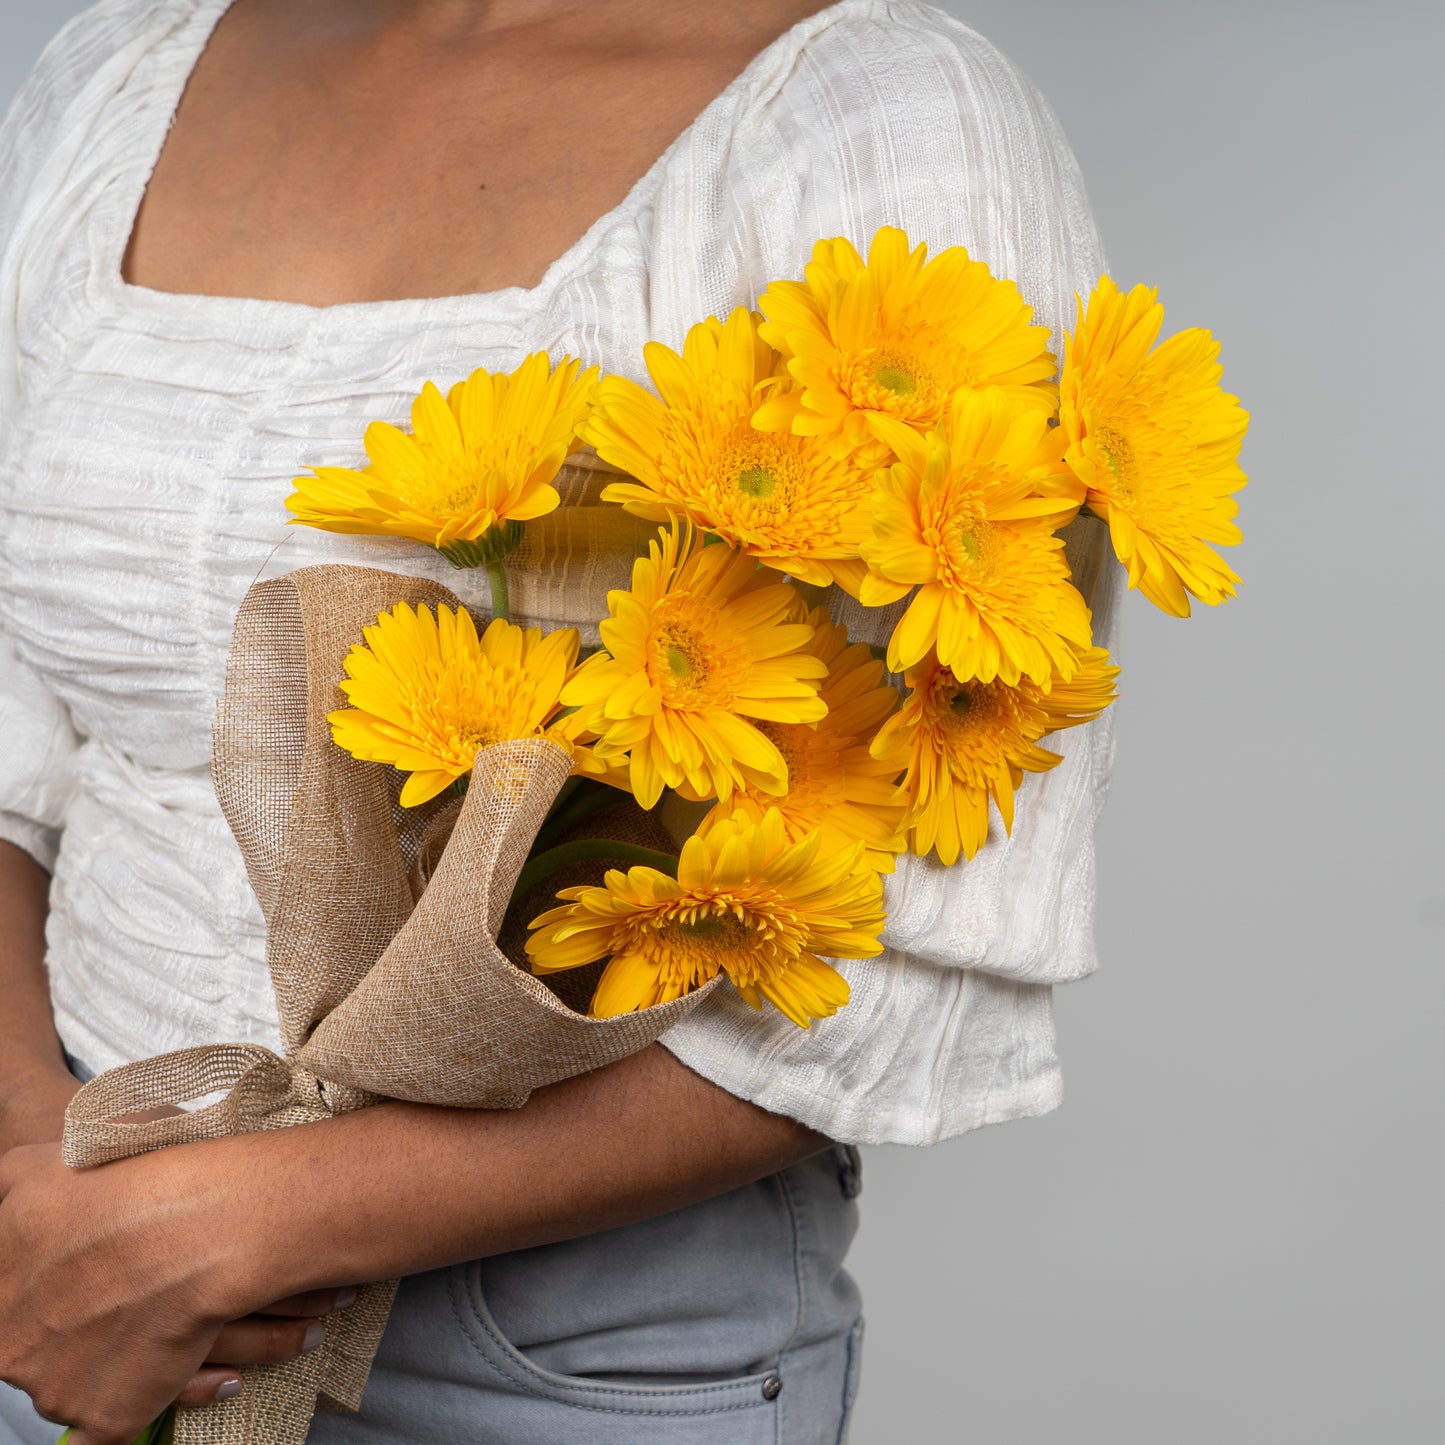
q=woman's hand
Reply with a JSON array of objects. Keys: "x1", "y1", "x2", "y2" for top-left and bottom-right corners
[
  {"x1": 0, "y1": 1111, "x2": 361, "y2": 1427},
  {"x1": 0, "y1": 1141, "x2": 256, "y2": 1445},
  {"x1": 177, "y1": 1286, "x2": 357, "y2": 1407}
]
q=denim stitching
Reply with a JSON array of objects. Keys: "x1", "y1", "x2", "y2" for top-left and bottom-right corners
[
  {"x1": 776, "y1": 1164, "x2": 807, "y2": 1357},
  {"x1": 836, "y1": 1318, "x2": 865, "y2": 1445},
  {"x1": 773, "y1": 1160, "x2": 813, "y2": 1445}
]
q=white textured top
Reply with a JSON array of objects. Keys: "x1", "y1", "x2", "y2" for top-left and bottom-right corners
[{"x1": 0, "y1": 0, "x2": 1117, "y2": 1146}]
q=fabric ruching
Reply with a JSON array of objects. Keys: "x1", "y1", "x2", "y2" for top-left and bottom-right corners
[{"x1": 46, "y1": 740, "x2": 278, "y2": 1077}]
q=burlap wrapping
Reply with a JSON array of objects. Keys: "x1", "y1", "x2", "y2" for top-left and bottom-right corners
[{"x1": 62, "y1": 562, "x2": 718, "y2": 1444}]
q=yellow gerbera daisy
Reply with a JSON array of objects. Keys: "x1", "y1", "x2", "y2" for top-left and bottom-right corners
[
  {"x1": 753, "y1": 226, "x2": 1057, "y2": 453},
  {"x1": 858, "y1": 388, "x2": 1091, "y2": 684},
  {"x1": 871, "y1": 646, "x2": 1119, "y2": 865},
  {"x1": 1060, "y1": 277, "x2": 1248, "y2": 616},
  {"x1": 585, "y1": 308, "x2": 877, "y2": 588},
  {"x1": 527, "y1": 808, "x2": 884, "y2": 1027},
  {"x1": 699, "y1": 608, "x2": 906, "y2": 871},
  {"x1": 329, "y1": 602, "x2": 593, "y2": 806},
  {"x1": 287, "y1": 352, "x2": 598, "y2": 567},
  {"x1": 560, "y1": 526, "x2": 828, "y2": 809}
]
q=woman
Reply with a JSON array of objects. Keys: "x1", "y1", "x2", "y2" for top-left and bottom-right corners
[{"x1": 0, "y1": 1, "x2": 1116, "y2": 1442}]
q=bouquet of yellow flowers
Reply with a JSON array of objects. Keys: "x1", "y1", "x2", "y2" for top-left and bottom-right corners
[{"x1": 59, "y1": 227, "x2": 1246, "y2": 1445}]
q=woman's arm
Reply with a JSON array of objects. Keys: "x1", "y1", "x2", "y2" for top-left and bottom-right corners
[
  {"x1": 0, "y1": 1043, "x2": 824, "y2": 1445},
  {"x1": 0, "y1": 841, "x2": 79, "y2": 1153}
]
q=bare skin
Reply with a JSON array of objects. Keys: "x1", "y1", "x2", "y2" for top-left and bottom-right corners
[
  {"x1": 125, "y1": 0, "x2": 828, "y2": 302},
  {"x1": 0, "y1": 844, "x2": 77, "y2": 1150},
  {"x1": 0, "y1": 2, "x2": 834, "y2": 1440}
]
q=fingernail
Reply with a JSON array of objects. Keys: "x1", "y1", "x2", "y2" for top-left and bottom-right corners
[
  {"x1": 334, "y1": 1287, "x2": 358, "y2": 1311},
  {"x1": 302, "y1": 1322, "x2": 327, "y2": 1352},
  {"x1": 216, "y1": 1380, "x2": 243, "y2": 1401}
]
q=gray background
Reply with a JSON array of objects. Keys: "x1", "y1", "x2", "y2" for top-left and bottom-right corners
[{"x1": 2, "y1": 1, "x2": 1441, "y2": 1441}]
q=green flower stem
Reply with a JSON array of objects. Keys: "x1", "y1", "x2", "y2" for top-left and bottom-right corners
[
  {"x1": 540, "y1": 775, "x2": 583, "y2": 823},
  {"x1": 531, "y1": 782, "x2": 623, "y2": 857},
  {"x1": 513, "y1": 840, "x2": 679, "y2": 903},
  {"x1": 486, "y1": 561, "x2": 511, "y2": 623}
]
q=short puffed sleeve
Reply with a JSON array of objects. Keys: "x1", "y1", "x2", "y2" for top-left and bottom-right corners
[{"x1": 651, "y1": 0, "x2": 1121, "y2": 1144}]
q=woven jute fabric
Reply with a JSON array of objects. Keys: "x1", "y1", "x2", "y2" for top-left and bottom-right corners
[{"x1": 61, "y1": 562, "x2": 718, "y2": 1444}]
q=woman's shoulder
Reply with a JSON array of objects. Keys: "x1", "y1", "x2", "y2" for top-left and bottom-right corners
[
  {"x1": 760, "y1": 0, "x2": 1051, "y2": 124},
  {"x1": 724, "y1": 0, "x2": 1081, "y2": 220},
  {"x1": 0, "y1": 0, "x2": 214, "y2": 243},
  {"x1": 808, "y1": 0, "x2": 1027, "y2": 66},
  {"x1": 725, "y1": 0, "x2": 1088, "y2": 231},
  {"x1": 1, "y1": 0, "x2": 207, "y2": 162}
]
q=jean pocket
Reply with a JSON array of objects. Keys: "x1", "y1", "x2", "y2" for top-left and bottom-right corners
[
  {"x1": 449, "y1": 1172, "x2": 805, "y2": 1419},
  {"x1": 450, "y1": 1260, "x2": 786, "y2": 1426}
]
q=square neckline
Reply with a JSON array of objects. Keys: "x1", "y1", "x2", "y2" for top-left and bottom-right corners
[{"x1": 99, "y1": 0, "x2": 868, "y2": 330}]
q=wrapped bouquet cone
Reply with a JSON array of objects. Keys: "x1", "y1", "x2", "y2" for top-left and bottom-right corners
[{"x1": 62, "y1": 564, "x2": 717, "y2": 1445}]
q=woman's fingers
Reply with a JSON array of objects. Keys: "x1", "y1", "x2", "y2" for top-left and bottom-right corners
[
  {"x1": 178, "y1": 1303, "x2": 352, "y2": 1410},
  {"x1": 203, "y1": 1315, "x2": 327, "y2": 1366},
  {"x1": 175, "y1": 1368, "x2": 244, "y2": 1408}
]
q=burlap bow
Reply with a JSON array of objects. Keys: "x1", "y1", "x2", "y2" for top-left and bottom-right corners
[{"x1": 62, "y1": 563, "x2": 717, "y2": 1444}]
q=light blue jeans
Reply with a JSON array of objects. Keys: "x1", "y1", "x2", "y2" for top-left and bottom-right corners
[{"x1": 1, "y1": 1147, "x2": 864, "y2": 1444}]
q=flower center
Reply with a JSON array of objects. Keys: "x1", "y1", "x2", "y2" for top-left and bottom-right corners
[
  {"x1": 665, "y1": 909, "x2": 750, "y2": 949},
  {"x1": 665, "y1": 641, "x2": 697, "y2": 681},
  {"x1": 646, "y1": 594, "x2": 751, "y2": 711},
  {"x1": 941, "y1": 682, "x2": 988, "y2": 735},
  {"x1": 837, "y1": 346, "x2": 944, "y2": 421},
  {"x1": 923, "y1": 668, "x2": 1029, "y2": 773},
  {"x1": 686, "y1": 420, "x2": 869, "y2": 556},
  {"x1": 756, "y1": 721, "x2": 801, "y2": 780},
  {"x1": 647, "y1": 894, "x2": 810, "y2": 988},
  {"x1": 874, "y1": 363, "x2": 916, "y2": 396},
  {"x1": 410, "y1": 653, "x2": 550, "y2": 770},
  {"x1": 924, "y1": 493, "x2": 1002, "y2": 587},
  {"x1": 385, "y1": 442, "x2": 512, "y2": 520},
  {"x1": 737, "y1": 465, "x2": 778, "y2": 499},
  {"x1": 631, "y1": 902, "x2": 760, "y2": 985},
  {"x1": 659, "y1": 626, "x2": 707, "y2": 687},
  {"x1": 1095, "y1": 425, "x2": 1141, "y2": 501},
  {"x1": 456, "y1": 723, "x2": 502, "y2": 754},
  {"x1": 708, "y1": 426, "x2": 801, "y2": 519}
]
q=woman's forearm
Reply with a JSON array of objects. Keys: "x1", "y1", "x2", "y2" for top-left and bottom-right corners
[
  {"x1": 0, "y1": 840, "x2": 78, "y2": 1149},
  {"x1": 183, "y1": 1043, "x2": 824, "y2": 1314},
  {"x1": 0, "y1": 1044, "x2": 823, "y2": 1442}
]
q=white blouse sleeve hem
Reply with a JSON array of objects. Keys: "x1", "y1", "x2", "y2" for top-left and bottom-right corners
[
  {"x1": 0, "y1": 811, "x2": 60, "y2": 873},
  {"x1": 660, "y1": 952, "x2": 1065, "y2": 1146}
]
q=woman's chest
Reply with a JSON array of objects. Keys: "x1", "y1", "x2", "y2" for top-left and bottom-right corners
[
  {"x1": 0, "y1": 318, "x2": 600, "y2": 770},
  {"x1": 119, "y1": 0, "x2": 821, "y2": 307}
]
